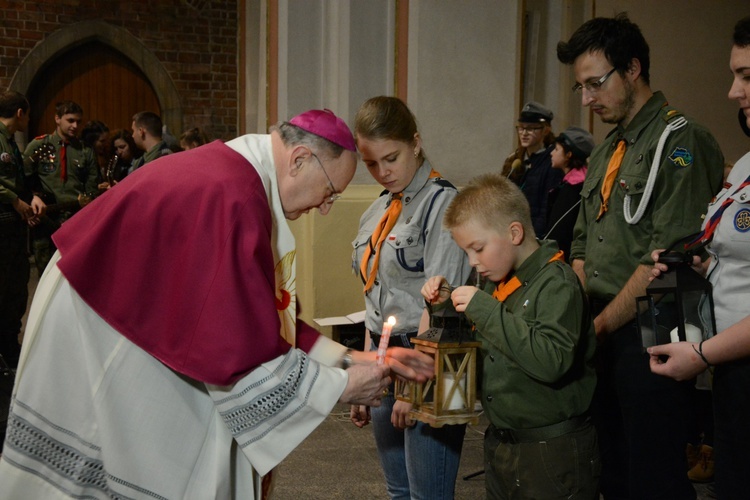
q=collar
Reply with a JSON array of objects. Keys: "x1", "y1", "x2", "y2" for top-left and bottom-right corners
[
  {"x1": 615, "y1": 91, "x2": 668, "y2": 145},
  {"x1": 394, "y1": 159, "x2": 436, "y2": 205},
  {"x1": 506, "y1": 239, "x2": 562, "y2": 286}
]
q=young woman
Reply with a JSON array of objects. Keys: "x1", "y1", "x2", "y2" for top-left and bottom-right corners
[
  {"x1": 648, "y1": 16, "x2": 750, "y2": 500},
  {"x1": 350, "y1": 96, "x2": 471, "y2": 499},
  {"x1": 545, "y1": 126, "x2": 594, "y2": 261}
]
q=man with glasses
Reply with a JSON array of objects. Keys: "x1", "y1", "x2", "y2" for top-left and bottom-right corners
[
  {"x1": 501, "y1": 101, "x2": 562, "y2": 236},
  {"x1": 558, "y1": 13, "x2": 724, "y2": 499},
  {"x1": 0, "y1": 109, "x2": 434, "y2": 499}
]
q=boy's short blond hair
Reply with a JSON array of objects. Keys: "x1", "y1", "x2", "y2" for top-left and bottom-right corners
[{"x1": 444, "y1": 172, "x2": 535, "y2": 238}]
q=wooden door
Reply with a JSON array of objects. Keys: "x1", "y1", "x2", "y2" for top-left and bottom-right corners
[{"x1": 28, "y1": 41, "x2": 161, "y2": 139}]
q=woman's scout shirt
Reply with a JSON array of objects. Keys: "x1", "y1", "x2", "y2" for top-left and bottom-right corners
[{"x1": 353, "y1": 160, "x2": 470, "y2": 336}]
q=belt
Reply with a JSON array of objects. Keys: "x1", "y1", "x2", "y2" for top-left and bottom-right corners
[
  {"x1": 490, "y1": 415, "x2": 590, "y2": 444},
  {"x1": 370, "y1": 331, "x2": 417, "y2": 349}
]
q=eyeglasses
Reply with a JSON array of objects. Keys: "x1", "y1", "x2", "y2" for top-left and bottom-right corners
[
  {"x1": 310, "y1": 152, "x2": 342, "y2": 204},
  {"x1": 572, "y1": 68, "x2": 617, "y2": 94},
  {"x1": 516, "y1": 125, "x2": 545, "y2": 134}
]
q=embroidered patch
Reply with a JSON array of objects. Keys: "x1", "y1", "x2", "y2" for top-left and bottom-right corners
[
  {"x1": 734, "y1": 208, "x2": 750, "y2": 233},
  {"x1": 0, "y1": 152, "x2": 11, "y2": 163},
  {"x1": 668, "y1": 147, "x2": 693, "y2": 167}
]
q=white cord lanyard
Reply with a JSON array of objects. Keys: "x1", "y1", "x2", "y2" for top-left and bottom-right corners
[{"x1": 623, "y1": 116, "x2": 688, "y2": 224}]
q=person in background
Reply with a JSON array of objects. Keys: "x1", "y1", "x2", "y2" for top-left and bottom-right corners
[
  {"x1": 80, "y1": 119, "x2": 110, "y2": 182},
  {"x1": 500, "y1": 101, "x2": 562, "y2": 237},
  {"x1": 180, "y1": 127, "x2": 210, "y2": 151},
  {"x1": 648, "y1": 15, "x2": 750, "y2": 500},
  {"x1": 0, "y1": 108, "x2": 434, "y2": 499},
  {"x1": 109, "y1": 129, "x2": 143, "y2": 182},
  {"x1": 130, "y1": 111, "x2": 171, "y2": 172},
  {"x1": 350, "y1": 96, "x2": 471, "y2": 500},
  {"x1": 0, "y1": 91, "x2": 44, "y2": 372},
  {"x1": 557, "y1": 13, "x2": 725, "y2": 499},
  {"x1": 422, "y1": 173, "x2": 598, "y2": 499},
  {"x1": 544, "y1": 126, "x2": 595, "y2": 261},
  {"x1": 24, "y1": 100, "x2": 98, "y2": 275}
]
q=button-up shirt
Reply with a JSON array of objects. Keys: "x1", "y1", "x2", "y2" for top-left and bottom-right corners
[{"x1": 571, "y1": 92, "x2": 724, "y2": 300}]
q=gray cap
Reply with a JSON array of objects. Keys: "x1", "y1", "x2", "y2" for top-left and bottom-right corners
[
  {"x1": 518, "y1": 101, "x2": 553, "y2": 123},
  {"x1": 556, "y1": 126, "x2": 595, "y2": 161}
]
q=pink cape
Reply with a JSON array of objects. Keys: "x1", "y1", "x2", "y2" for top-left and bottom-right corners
[{"x1": 54, "y1": 140, "x2": 319, "y2": 385}]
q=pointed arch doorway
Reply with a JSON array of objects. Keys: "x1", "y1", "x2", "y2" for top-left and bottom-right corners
[
  {"x1": 28, "y1": 41, "x2": 160, "y2": 138},
  {"x1": 11, "y1": 20, "x2": 182, "y2": 144}
]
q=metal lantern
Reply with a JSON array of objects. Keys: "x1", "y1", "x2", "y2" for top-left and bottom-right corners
[
  {"x1": 396, "y1": 308, "x2": 481, "y2": 427},
  {"x1": 636, "y1": 251, "x2": 717, "y2": 349}
]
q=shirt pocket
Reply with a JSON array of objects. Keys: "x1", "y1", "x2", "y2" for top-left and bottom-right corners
[
  {"x1": 352, "y1": 228, "x2": 372, "y2": 272},
  {"x1": 383, "y1": 224, "x2": 424, "y2": 273}
]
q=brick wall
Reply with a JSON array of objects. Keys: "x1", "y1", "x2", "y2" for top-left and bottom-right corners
[{"x1": 0, "y1": 0, "x2": 239, "y2": 140}]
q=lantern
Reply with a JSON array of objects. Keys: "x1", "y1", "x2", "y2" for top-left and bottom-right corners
[
  {"x1": 636, "y1": 251, "x2": 717, "y2": 349},
  {"x1": 396, "y1": 308, "x2": 481, "y2": 427}
]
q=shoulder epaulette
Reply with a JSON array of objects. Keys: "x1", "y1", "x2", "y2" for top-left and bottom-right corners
[
  {"x1": 662, "y1": 107, "x2": 684, "y2": 124},
  {"x1": 432, "y1": 177, "x2": 456, "y2": 190},
  {"x1": 33, "y1": 134, "x2": 47, "y2": 141}
]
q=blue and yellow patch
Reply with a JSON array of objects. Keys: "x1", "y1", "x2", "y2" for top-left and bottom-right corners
[
  {"x1": 735, "y1": 208, "x2": 750, "y2": 233},
  {"x1": 668, "y1": 147, "x2": 693, "y2": 167}
]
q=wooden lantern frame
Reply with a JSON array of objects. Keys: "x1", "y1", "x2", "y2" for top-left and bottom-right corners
[{"x1": 396, "y1": 337, "x2": 481, "y2": 427}]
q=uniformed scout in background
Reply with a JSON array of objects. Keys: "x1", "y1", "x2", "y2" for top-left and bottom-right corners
[
  {"x1": 24, "y1": 100, "x2": 98, "y2": 275},
  {"x1": 129, "y1": 111, "x2": 172, "y2": 172},
  {"x1": 557, "y1": 13, "x2": 725, "y2": 500},
  {"x1": 0, "y1": 91, "x2": 45, "y2": 374}
]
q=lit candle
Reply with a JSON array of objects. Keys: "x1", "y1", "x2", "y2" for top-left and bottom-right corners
[{"x1": 376, "y1": 316, "x2": 397, "y2": 365}]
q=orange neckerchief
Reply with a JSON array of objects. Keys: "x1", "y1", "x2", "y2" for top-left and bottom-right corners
[
  {"x1": 492, "y1": 250, "x2": 564, "y2": 302},
  {"x1": 597, "y1": 139, "x2": 626, "y2": 220},
  {"x1": 360, "y1": 168, "x2": 442, "y2": 294}
]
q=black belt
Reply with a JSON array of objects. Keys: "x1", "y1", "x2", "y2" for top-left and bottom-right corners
[
  {"x1": 490, "y1": 415, "x2": 591, "y2": 444},
  {"x1": 370, "y1": 331, "x2": 417, "y2": 349}
]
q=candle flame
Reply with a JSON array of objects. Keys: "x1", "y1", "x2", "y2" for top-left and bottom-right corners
[{"x1": 387, "y1": 316, "x2": 396, "y2": 326}]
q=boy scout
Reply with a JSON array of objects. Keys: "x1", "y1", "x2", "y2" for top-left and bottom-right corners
[
  {"x1": 557, "y1": 13, "x2": 725, "y2": 499},
  {"x1": 0, "y1": 91, "x2": 45, "y2": 370},
  {"x1": 422, "y1": 173, "x2": 598, "y2": 499},
  {"x1": 24, "y1": 100, "x2": 98, "y2": 273}
]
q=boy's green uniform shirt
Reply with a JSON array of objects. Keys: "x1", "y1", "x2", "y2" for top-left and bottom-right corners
[{"x1": 465, "y1": 240, "x2": 596, "y2": 430}]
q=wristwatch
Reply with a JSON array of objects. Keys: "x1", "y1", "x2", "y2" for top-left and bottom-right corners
[{"x1": 341, "y1": 348, "x2": 354, "y2": 370}]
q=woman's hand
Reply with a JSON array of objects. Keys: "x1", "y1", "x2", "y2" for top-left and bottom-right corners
[
  {"x1": 350, "y1": 404, "x2": 371, "y2": 428},
  {"x1": 648, "y1": 342, "x2": 708, "y2": 381},
  {"x1": 391, "y1": 400, "x2": 416, "y2": 430}
]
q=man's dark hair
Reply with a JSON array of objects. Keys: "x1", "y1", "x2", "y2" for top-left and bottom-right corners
[
  {"x1": 557, "y1": 12, "x2": 651, "y2": 86},
  {"x1": 734, "y1": 16, "x2": 750, "y2": 47},
  {"x1": 0, "y1": 91, "x2": 30, "y2": 119},
  {"x1": 55, "y1": 100, "x2": 83, "y2": 117},
  {"x1": 132, "y1": 111, "x2": 163, "y2": 138}
]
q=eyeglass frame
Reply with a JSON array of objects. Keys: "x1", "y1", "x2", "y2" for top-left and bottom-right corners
[
  {"x1": 310, "y1": 152, "x2": 342, "y2": 204},
  {"x1": 515, "y1": 125, "x2": 546, "y2": 134},
  {"x1": 572, "y1": 67, "x2": 618, "y2": 94}
]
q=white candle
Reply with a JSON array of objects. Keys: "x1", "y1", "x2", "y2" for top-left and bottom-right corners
[
  {"x1": 376, "y1": 316, "x2": 397, "y2": 365},
  {"x1": 669, "y1": 323, "x2": 702, "y2": 344},
  {"x1": 442, "y1": 373, "x2": 467, "y2": 410}
]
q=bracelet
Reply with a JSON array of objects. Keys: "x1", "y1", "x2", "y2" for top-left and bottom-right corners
[
  {"x1": 341, "y1": 348, "x2": 354, "y2": 370},
  {"x1": 692, "y1": 340, "x2": 712, "y2": 369}
]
